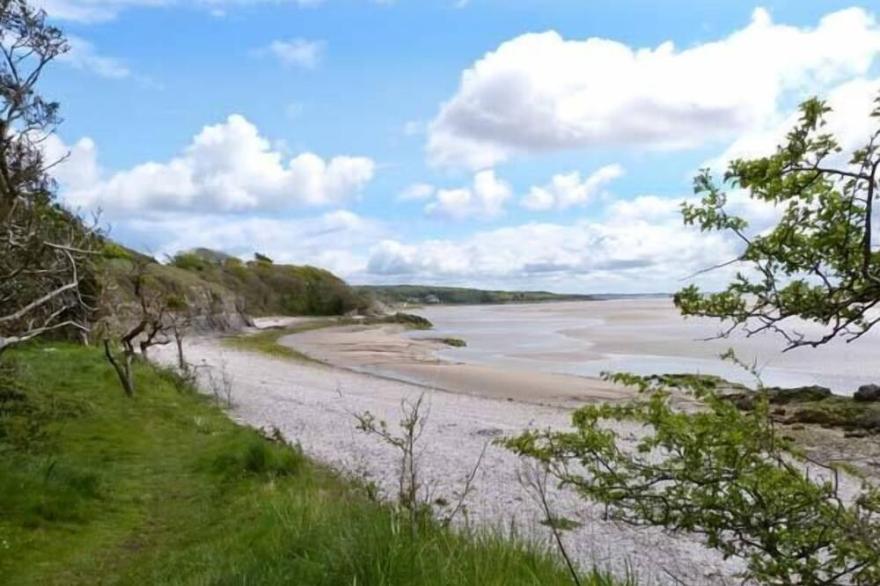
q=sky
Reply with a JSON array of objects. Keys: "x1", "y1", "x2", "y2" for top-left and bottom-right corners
[{"x1": 36, "y1": 0, "x2": 880, "y2": 293}]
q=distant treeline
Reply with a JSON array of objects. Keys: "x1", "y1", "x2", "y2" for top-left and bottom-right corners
[{"x1": 356, "y1": 284, "x2": 599, "y2": 306}]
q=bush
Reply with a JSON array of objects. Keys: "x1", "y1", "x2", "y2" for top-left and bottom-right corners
[{"x1": 506, "y1": 373, "x2": 880, "y2": 585}]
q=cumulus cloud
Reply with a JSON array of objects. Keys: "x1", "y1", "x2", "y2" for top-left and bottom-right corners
[
  {"x1": 424, "y1": 169, "x2": 512, "y2": 220},
  {"x1": 521, "y1": 164, "x2": 624, "y2": 211},
  {"x1": 261, "y1": 38, "x2": 325, "y2": 69},
  {"x1": 363, "y1": 189, "x2": 782, "y2": 292},
  {"x1": 708, "y1": 76, "x2": 880, "y2": 172},
  {"x1": 428, "y1": 7, "x2": 880, "y2": 168},
  {"x1": 120, "y1": 210, "x2": 383, "y2": 277},
  {"x1": 364, "y1": 218, "x2": 729, "y2": 291},
  {"x1": 54, "y1": 114, "x2": 375, "y2": 214}
]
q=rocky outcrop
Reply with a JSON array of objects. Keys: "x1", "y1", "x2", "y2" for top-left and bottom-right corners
[
  {"x1": 723, "y1": 385, "x2": 831, "y2": 410},
  {"x1": 854, "y1": 384, "x2": 880, "y2": 403}
]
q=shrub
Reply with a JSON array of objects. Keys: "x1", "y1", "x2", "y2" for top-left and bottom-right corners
[{"x1": 505, "y1": 373, "x2": 880, "y2": 585}]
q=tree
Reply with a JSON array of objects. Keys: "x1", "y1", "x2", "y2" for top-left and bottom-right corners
[
  {"x1": 102, "y1": 260, "x2": 188, "y2": 396},
  {"x1": 506, "y1": 371, "x2": 880, "y2": 585},
  {"x1": 0, "y1": 1, "x2": 97, "y2": 357},
  {"x1": 675, "y1": 95, "x2": 880, "y2": 349},
  {"x1": 507, "y1": 94, "x2": 880, "y2": 585}
]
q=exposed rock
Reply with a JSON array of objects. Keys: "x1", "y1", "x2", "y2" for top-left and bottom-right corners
[
  {"x1": 854, "y1": 384, "x2": 880, "y2": 403},
  {"x1": 724, "y1": 385, "x2": 832, "y2": 410}
]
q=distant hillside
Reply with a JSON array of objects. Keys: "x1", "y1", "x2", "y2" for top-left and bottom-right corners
[
  {"x1": 357, "y1": 285, "x2": 597, "y2": 306},
  {"x1": 100, "y1": 248, "x2": 369, "y2": 331},
  {"x1": 169, "y1": 250, "x2": 369, "y2": 317}
]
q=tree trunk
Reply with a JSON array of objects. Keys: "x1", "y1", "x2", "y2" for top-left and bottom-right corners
[
  {"x1": 104, "y1": 339, "x2": 135, "y2": 397},
  {"x1": 174, "y1": 327, "x2": 186, "y2": 371}
]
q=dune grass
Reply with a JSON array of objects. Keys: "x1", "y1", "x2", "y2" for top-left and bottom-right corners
[{"x1": 0, "y1": 344, "x2": 623, "y2": 585}]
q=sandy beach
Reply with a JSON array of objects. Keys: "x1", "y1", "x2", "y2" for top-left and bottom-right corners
[{"x1": 280, "y1": 323, "x2": 635, "y2": 407}]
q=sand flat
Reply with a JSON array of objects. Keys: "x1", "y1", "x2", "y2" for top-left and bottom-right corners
[{"x1": 281, "y1": 323, "x2": 633, "y2": 407}]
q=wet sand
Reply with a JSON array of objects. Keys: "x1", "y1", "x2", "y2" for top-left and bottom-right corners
[
  {"x1": 280, "y1": 324, "x2": 635, "y2": 408},
  {"x1": 412, "y1": 299, "x2": 880, "y2": 394}
]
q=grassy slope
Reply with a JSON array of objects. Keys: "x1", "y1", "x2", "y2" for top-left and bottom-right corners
[
  {"x1": 0, "y1": 345, "x2": 619, "y2": 586},
  {"x1": 170, "y1": 251, "x2": 367, "y2": 317}
]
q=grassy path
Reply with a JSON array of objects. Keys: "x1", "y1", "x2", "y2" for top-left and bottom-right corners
[{"x1": 0, "y1": 344, "x2": 617, "y2": 585}]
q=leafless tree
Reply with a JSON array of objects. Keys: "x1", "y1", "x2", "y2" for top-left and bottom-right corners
[
  {"x1": 103, "y1": 260, "x2": 187, "y2": 395},
  {"x1": 354, "y1": 393, "x2": 488, "y2": 534},
  {"x1": 517, "y1": 461, "x2": 582, "y2": 586},
  {"x1": 0, "y1": 1, "x2": 98, "y2": 358}
]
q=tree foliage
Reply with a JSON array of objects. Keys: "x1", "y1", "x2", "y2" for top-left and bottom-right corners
[
  {"x1": 676, "y1": 95, "x2": 880, "y2": 349},
  {"x1": 506, "y1": 373, "x2": 880, "y2": 584},
  {"x1": 507, "y1": 94, "x2": 880, "y2": 585},
  {"x1": 0, "y1": 0, "x2": 98, "y2": 356}
]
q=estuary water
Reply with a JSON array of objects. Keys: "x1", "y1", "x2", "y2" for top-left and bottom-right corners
[{"x1": 411, "y1": 298, "x2": 880, "y2": 395}]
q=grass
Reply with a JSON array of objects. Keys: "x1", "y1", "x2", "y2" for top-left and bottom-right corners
[
  {"x1": 0, "y1": 344, "x2": 624, "y2": 585},
  {"x1": 224, "y1": 312, "x2": 436, "y2": 362},
  {"x1": 222, "y1": 319, "x2": 338, "y2": 362}
]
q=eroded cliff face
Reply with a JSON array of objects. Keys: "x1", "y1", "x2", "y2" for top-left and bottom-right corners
[{"x1": 98, "y1": 259, "x2": 254, "y2": 337}]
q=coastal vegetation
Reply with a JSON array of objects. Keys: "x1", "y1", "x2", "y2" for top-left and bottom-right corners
[
  {"x1": 169, "y1": 249, "x2": 369, "y2": 317},
  {"x1": 0, "y1": 5, "x2": 623, "y2": 584},
  {"x1": 0, "y1": 344, "x2": 621, "y2": 586},
  {"x1": 2, "y1": 1, "x2": 879, "y2": 584},
  {"x1": 223, "y1": 319, "x2": 337, "y2": 361},
  {"x1": 507, "y1": 96, "x2": 880, "y2": 584},
  {"x1": 433, "y1": 337, "x2": 468, "y2": 347}
]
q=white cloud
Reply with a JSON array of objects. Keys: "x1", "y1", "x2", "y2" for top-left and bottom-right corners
[
  {"x1": 708, "y1": 76, "x2": 880, "y2": 172},
  {"x1": 58, "y1": 35, "x2": 131, "y2": 79},
  {"x1": 35, "y1": 0, "x2": 324, "y2": 22},
  {"x1": 428, "y1": 7, "x2": 880, "y2": 168},
  {"x1": 54, "y1": 114, "x2": 375, "y2": 214},
  {"x1": 363, "y1": 189, "x2": 783, "y2": 292},
  {"x1": 364, "y1": 218, "x2": 729, "y2": 292},
  {"x1": 424, "y1": 169, "x2": 512, "y2": 220},
  {"x1": 43, "y1": 134, "x2": 102, "y2": 193},
  {"x1": 121, "y1": 210, "x2": 382, "y2": 277},
  {"x1": 262, "y1": 38, "x2": 325, "y2": 69},
  {"x1": 398, "y1": 182, "x2": 435, "y2": 201},
  {"x1": 521, "y1": 164, "x2": 624, "y2": 211}
]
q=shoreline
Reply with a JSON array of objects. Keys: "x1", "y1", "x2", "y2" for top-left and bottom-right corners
[
  {"x1": 270, "y1": 318, "x2": 880, "y2": 480},
  {"x1": 153, "y1": 334, "x2": 747, "y2": 584},
  {"x1": 277, "y1": 323, "x2": 639, "y2": 408}
]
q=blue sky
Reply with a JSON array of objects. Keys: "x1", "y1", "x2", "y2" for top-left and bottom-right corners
[{"x1": 39, "y1": 0, "x2": 880, "y2": 292}]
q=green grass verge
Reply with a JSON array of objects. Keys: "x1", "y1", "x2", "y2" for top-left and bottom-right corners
[
  {"x1": 222, "y1": 319, "x2": 338, "y2": 362},
  {"x1": 223, "y1": 313, "x2": 435, "y2": 362},
  {"x1": 0, "y1": 344, "x2": 624, "y2": 585}
]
